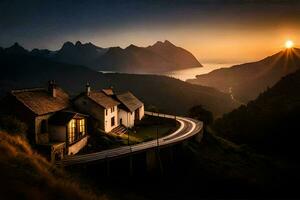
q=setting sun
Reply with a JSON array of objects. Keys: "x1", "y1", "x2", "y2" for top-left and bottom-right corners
[{"x1": 285, "y1": 40, "x2": 294, "y2": 49}]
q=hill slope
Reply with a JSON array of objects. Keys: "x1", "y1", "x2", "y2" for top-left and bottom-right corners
[
  {"x1": 0, "y1": 51, "x2": 237, "y2": 116},
  {"x1": 0, "y1": 131, "x2": 101, "y2": 200},
  {"x1": 213, "y1": 69, "x2": 300, "y2": 156},
  {"x1": 23, "y1": 40, "x2": 202, "y2": 73},
  {"x1": 188, "y1": 48, "x2": 300, "y2": 102}
]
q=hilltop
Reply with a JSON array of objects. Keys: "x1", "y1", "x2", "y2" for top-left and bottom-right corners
[{"x1": 188, "y1": 48, "x2": 300, "y2": 102}]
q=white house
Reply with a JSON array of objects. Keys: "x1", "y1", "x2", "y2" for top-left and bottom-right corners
[
  {"x1": 115, "y1": 91, "x2": 144, "y2": 128},
  {"x1": 73, "y1": 84, "x2": 120, "y2": 133},
  {"x1": 73, "y1": 84, "x2": 144, "y2": 133}
]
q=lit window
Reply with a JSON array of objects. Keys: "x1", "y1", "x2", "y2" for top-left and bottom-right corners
[
  {"x1": 68, "y1": 119, "x2": 76, "y2": 144},
  {"x1": 79, "y1": 119, "x2": 85, "y2": 135}
]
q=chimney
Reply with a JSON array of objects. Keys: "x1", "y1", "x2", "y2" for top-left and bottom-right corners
[
  {"x1": 86, "y1": 82, "x2": 91, "y2": 96},
  {"x1": 48, "y1": 80, "x2": 57, "y2": 98}
]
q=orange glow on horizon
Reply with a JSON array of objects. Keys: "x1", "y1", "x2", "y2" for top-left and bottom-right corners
[{"x1": 285, "y1": 40, "x2": 294, "y2": 49}]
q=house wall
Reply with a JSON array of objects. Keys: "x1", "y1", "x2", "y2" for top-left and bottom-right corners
[
  {"x1": 49, "y1": 117, "x2": 88, "y2": 156},
  {"x1": 50, "y1": 143, "x2": 66, "y2": 163},
  {"x1": 104, "y1": 105, "x2": 118, "y2": 132},
  {"x1": 35, "y1": 114, "x2": 52, "y2": 144},
  {"x1": 139, "y1": 105, "x2": 145, "y2": 120},
  {"x1": 119, "y1": 108, "x2": 135, "y2": 128},
  {"x1": 49, "y1": 125, "x2": 66, "y2": 142},
  {"x1": 68, "y1": 136, "x2": 88, "y2": 155},
  {"x1": 73, "y1": 96, "x2": 105, "y2": 130}
]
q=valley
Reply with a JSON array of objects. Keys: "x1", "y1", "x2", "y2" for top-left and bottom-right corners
[{"x1": 1, "y1": 1, "x2": 300, "y2": 198}]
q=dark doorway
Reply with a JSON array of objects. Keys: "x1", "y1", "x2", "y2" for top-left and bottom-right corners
[
  {"x1": 111, "y1": 116, "x2": 115, "y2": 127},
  {"x1": 135, "y1": 109, "x2": 140, "y2": 121}
]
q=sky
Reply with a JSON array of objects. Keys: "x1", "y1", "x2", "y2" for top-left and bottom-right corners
[{"x1": 1, "y1": 0, "x2": 300, "y2": 64}]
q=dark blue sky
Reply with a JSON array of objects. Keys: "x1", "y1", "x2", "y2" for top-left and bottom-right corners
[{"x1": 1, "y1": 0, "x2": 300, "y2": 62}]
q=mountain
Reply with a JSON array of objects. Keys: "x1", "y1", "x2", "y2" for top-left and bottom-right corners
[
  {"x1": 31, "y1": 48, "x2": 53, "y2": 57},
  {"x1": 4, "y1": 42, "x2": 29, "y2": 55},
  {"x1": 31, "y1": 41, "x2": 108, "y2": 67},
  {"x1": 21, "y1": 40, "x2": 201, "y2": 73},
  {"x1": 187, "y1": 48, "x2": 300, "y2": 102},
  {"x1": 213, "y1": 69, "x2": 300, "y2": 156},
  {"x1": 147, "y1": 40, "x2": 202, "y2": 68},
  {"x1": 97, "y1": 40, "x2": 202, "y2": 72},
  {"x1": 95, "y1": 44, "x2": 176, "y2": 73},
  {"x1": 0, "y1": 49, "x2": 237, "y2": 116},
  {"x1": 54, "y1": 41, "x2": 108, "y2": 67}
]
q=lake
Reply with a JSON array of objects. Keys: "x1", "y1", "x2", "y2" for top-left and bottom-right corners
[
  {"x1": 100, "y1": 63, "x2": 239, "y2": 81},
  {"x1": 162, "y1": 63, "x2": 240, "y2": 81}
]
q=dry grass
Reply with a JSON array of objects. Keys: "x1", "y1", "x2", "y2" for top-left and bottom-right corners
[{"x1": 0, "y1": 131, "x2": 107, "y2": 200}]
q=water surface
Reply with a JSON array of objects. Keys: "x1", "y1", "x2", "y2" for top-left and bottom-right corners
[{"x1": 99, "y1": 63, "x2": 239, "y2": 81}]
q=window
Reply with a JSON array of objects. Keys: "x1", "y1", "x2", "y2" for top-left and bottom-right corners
[
  {"x1": 105, "y1": 109, "x2": 108, "y2": 116},
  {"x1": 68, "y1": 119, "x2": 76, "y2": 144},
  {"x1": 79, "y1": 119, "x2": 85, "y2": 136},
  {"x1": 111, "y1": 117, "x2": 115, "y2": 127},
  {"x1": 111, "y1": 106, "x2": 115, "y2": 113},
  {"x1": 41, "y1": 119, "x2": 48, "y2": 133}
]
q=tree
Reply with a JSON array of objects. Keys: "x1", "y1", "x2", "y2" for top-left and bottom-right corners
[{"x1": 188, "y1": 105, "x2": 213, "y2": 126}]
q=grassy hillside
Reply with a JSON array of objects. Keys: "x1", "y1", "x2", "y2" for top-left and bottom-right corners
[
  {"x1": 0, "y1": 131, "x2": 105, "y2": 200},
  {"x1": 0, "y1": 52, "x2": 238, "y2": 116},
  {"x1": 213, "y1": 69, "x2": 300, "y2": 157}
]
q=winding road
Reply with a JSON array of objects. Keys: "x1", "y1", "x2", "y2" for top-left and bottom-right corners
[{"x1": 57, "y1": 111, "x2": 203, "y2": 166}]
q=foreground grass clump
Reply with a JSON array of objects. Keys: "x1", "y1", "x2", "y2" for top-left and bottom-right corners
[{"x1": 0, "y1": 131, "x2": 106, "y2": 200}]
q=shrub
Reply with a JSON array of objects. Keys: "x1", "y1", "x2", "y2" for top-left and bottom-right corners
[
  {"x1": 0, "y1": 115, "x2": 28, "y2": 137},
  {"x1": 188, "y1": 105, "x2": 214, "y2": 126}
]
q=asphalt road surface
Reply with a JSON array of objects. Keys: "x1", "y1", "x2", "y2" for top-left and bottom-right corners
[{"x1": 57, "y1": 111, "x2": 203, "y2": 166}]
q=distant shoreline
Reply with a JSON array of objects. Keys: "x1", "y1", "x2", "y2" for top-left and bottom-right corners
[{"x1": 99, "y1": 63, "x2": 239, "y2": 81}]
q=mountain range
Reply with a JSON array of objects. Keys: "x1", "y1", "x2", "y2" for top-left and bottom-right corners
[
  {"x1": 187, "y1": 48, "x2": 300, "y2": 102},
  {"x1": 0, "y1": 49, "x2": 236, "y2": 116},
  {"x1": 4, "y1": 40, "x2": 202, "y2": 73}
]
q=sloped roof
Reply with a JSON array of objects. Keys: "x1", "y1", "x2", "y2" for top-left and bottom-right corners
[
  {"x1": 88, "y1": 91, "x2": 120, "y2": 108},
  {"x1": 74, "y1": 91, "x2": 120, "y2": 109},
  {"x1": 11, "y1": 87, "x2": 70, "y2": 115},
  {"x1": 48, "y1": 110, "x2": 87, "y2": 125},
  {"x1": 116, "y1": 91, "x2": 143, "y2": 112},
  {"x1": 102, "y1": 88, "x2": 114, "y2": 96}
]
